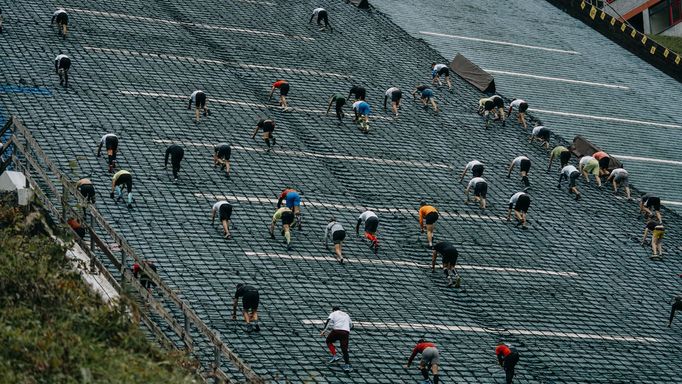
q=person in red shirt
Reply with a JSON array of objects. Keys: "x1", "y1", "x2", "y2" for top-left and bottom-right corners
[
  {"x1": 592, "y1": 151, "x2": 611, "y2": 176},
  {"x1": 495, "y1": 341, "x2": 520, "y2": 384},
  {"x1": 269, "y1": 79, "x2": 290, "y2": 109},
  {"x1": 404, "y1": 338, "x2": 440, "y2": 384},
  {"x1": 418, "y1": 201, "x2": 439, "y2": 248},
  {"x1": 277, "y1": 187, "x2": 302, "y2": 230}
]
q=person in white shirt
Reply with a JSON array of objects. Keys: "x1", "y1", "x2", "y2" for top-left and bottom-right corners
[
  {"x1": 478, "y1": 95, "x2": 505, "y2": 127},
  {"x1": 51, "y1": 8, "x2": 68, "y2": 38},
  {"x1": 323, "y1": 218, "x2": 346, "y2": 263},
  {"x1": 430, "y1": 62, "x2": 452, "y2": 90},
  {"x1": 188, "y1": 90, "x2": 209, "y2": 122},
  {"x1": 309, "y1": 7, "x2": 332, "y2": 30},
  {"x1": 96, "y1": 133, "x2": 118, "y2": 173},
  {"x1": 54, "y1": 53, "x2": 71, "y2": 87},
  {"x1": 558, "y1": 165, "x2": 581, "y2": 200},
  {"x1": 507, "y1": 155, "x2": 531, "y2": 189},
  {"x1": 383, "y1": 87, "x2": 403, "y2": 117},
  {"x1": 507, "y1": 192, "x2": 531, "y2": 229},
  {"x1": 507, "y1": 99, "x2": 529, "y2": 128},
  {"x1": 607, "y1": 168, "x2": 631, "y2": 199},
  {"x1": 529, "y1": 124, "x2": 550, "y2": 149},
  {"x1": 356, "y1": 210, "x2": 379, "y2": 253},
  {"x1": 465, "y1": 177, "x2": 488, "y2": 209},
  {"x1": 320, "y1": 306, "x2": 353, "y2": 372},
  {"x1": 459, "y1": 160, "x2": 484, "y2": 181},
  {"x1": 211, "y1": 200, "x2": 233, "y2": 239}
]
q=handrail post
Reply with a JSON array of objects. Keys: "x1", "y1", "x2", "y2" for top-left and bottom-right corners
[
  {"x1": 120, "y1": 248, "x2": 127, "y2": 285},
  {"x1": 213, "y1": 331, "x2": 221, "y2": 384}
]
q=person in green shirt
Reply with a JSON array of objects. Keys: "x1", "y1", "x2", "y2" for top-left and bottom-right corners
[
  {"x1": 326, "y1": 93, "x2": 346, "y2": 121},
  {"x1": 269, "y1": 207, "x2": 294, "y2": 250},
  {"x1": 547, "y1": 145, "x2": 571, "y2": 172}
]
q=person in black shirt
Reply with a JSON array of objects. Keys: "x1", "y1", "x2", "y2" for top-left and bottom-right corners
[
  {"x1": 96, "y1": 133, "x2": 119, "y2": 173},
  {"x1": 213, "y1": 143, "x2": 232, "y2": 177},
  {"x1": 669, "y1": 296, "x2": 682, "y2": 327},
  {"x1": 164, "y1": 144, "x2": 184, "y2": 180},
  {"x1": 432, "y1": 241, "x2": 460, "y2": 287},
  {"x1": 232, "y1": 284, "x2": 260, "y2": 332},
  {"x1": 326, "y1": 93, "x2": 346, "y2": 121},
  {"x1": 251, "y1": 118, "x2": 277, "y2": 151},
  {"x1": 51, "y1": 9, "x2": 68, "y2": 38},
  {"x1": 348, "y1": 85, "x2": 366, "y2": 101},
  {"x1": 640, "y1": 193, "x2": 662, "y2": 223}
]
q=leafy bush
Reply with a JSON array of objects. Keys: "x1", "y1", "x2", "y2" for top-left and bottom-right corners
[{"x1": 0, "y1": 200, "x2": 199, "y2": 383}]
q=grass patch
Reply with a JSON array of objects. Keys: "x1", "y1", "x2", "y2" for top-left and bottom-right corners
[
  {"x1": 649, "y1": 34, "x2": 682, "y2": 55},
  {"x1": 0, "y1": 201, "x2": 200, "y2": 383}
]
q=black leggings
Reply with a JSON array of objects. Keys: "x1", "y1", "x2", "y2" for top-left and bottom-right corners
[{"x1": 504, "y1": 352, "x2": 520, "y2": 384}]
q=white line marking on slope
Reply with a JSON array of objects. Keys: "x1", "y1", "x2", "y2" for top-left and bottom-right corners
[
  {"x1": 84, "y1": 47, "x2": 350, "y2": 78},
  {"x1": 419, "y1": 31, "x2": 580, "y2": 54},
  {"x1": 65, "y1": 7, "x2": 314, "y2": 41},
  {"x1": 484, "y1": 69, "x2": 628, "y2": 90},
  {"x1": 119, "y1": 90, "x2": 393, "y2": 120},
  {"x1": 301, "y1": 320, "x2": 658, "y2": 343},
  {"x1": 152, "y1": 139, "x2": 450, "y2": 169},
  {"x1": 245, "y1": 251, "x2": 578, "y2": 277},
  {"x1": 611, "y1": 155, "x2": 682, "y2": 166},
  {"x1": 528, "y1": 108, "x2": 682, "y2": 129},
  {"x1": 195, "y1": 192, "x2": 504, "y2": 222},
  {"x1": 661, "y1": 200, "x2": 682, "y2": 206},
  {"x1": 235, "y1": 0, "x2": 275, "y2": 5}
]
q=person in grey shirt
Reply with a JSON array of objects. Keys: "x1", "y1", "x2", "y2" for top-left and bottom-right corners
[{"x1": 324, "y1": 217, "x2": 346, "y2": 263}]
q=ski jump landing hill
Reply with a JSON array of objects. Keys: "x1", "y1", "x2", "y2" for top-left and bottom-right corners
[{"x1": 1, "y1": 0, "x2": 681, "y2": 382}]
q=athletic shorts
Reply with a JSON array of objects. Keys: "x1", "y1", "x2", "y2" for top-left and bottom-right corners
[
  {"x1": 332, "y1": 230, "x2": 346, "y2": 244},
  {"x1": 278, "y1": 83, "x2": 290, "y2": 96},
  {"x1": 242, "y1": 291, "x2": 259, "y2": 311},
  {"x1": 79, "y1": 184, "x2": 95, "y2": 200},
  {"x1": 281, "y1": 211, "x2": 295, "y2": 226},
  {"x1": 335, "y1": 98, "x2": 346, "y2": 108},
  {"x1": 219, "y1": 203, "x2": 233, "y2": 221},
  {"x1": 285, "y1": 192, "x2": 301, "y2": 208},
  {"x1": 356, "y1": 102, "x2": 370, "y2": 116},
  {"x1": 421, "y1": 347, "x2": 440, "y2": 365},
  {"x1": 437, "y1": 67, "x2": 449, "y2": 77},
  {"x1": 261, "y1": 122, "x2": 275, "y2": 133},
  {"x1": 317, "y1": 10, "x2": 328, "y2": 23},
  {"x1": 421, "y1": 89, "x2": 434, "y2": 99},
  {"x1": 537, "y1": 128, "x2": 550, "y2": 141},
  {"x1": 215, "y1": 145, "x2": 231, "y2": 160},
  {"x1": 424, "y1": 211, "x2": 439, "y2": 225},
  {"x1": 518, "y1": 102, "x2": 529, "y2": 113},
  {"x1": 646, "y1": 197, "x2": 661, "y2": 211},
  {"x1": 471, "y1": 164, "x2": 484, "y2": 177},
  {"x1": 442, "y1": 250, "x2": 458, "y2": 265},
  {"x1": 391, "y1": 90, "x2": 402, "y2": 102},
  {"x1": 653, "y1": 227, "x2": 665, "y2": 239},
  {"x1": 598, "y1": 156, "x2": 610, "y2": 170},
  {"x1": 615, "y1": 175, "x2": 629, "y2": 187},
  {"x1": 195, "y1": 92, "x2": 207, "y2": 109},
  {"x1": 56, "y1": 13, "x2": 68, "y2": 25},
  {"x1": 584, "y1": 159, "x2": 599, "y2": 175},
  {"x1": 568, "y1": 171, "x2": 579, "y2": 188},
  {"x1": 353, "y1": 89, "x2": 366, "y2": 100},
  {"x1": 474, "y1": 182, "x2": 488, "y2": 198},
  {"x1": 559, "y1": 151, "x2": 571, "y2": 167},
  {"x1": 364, "y1": 216, "x2": 379, "y2": 233},
  {"x1": 114, "y1": 174, "x2": 133, "y2": 192},
  {"x1": 483, "y1": 100, "x2": 494, "y2": 111},
  {"x1": 519, "y1": 159, "x2": 531, "y2": 173},
  {"x1": 515, "y1": 194, "x2": 531, "y2": 213},
  {"x1": 58, "y1": 58, "x2": 71, "y2": 71},
  {"x1": 105, "y1": 136, "x2": 119, "y2": 151},
  {"x1": 493, "y1": 97, "x2": 504, "y2": 108}
]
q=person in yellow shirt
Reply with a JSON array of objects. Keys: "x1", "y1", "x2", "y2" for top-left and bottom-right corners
[{"x1": 418, "y1": 202, "x2": 439, "y2": 248}]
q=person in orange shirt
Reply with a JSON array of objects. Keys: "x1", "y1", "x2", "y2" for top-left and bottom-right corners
[
  {"x1": 419, "y1": 201, "x2": 439, "y2": 248},
  {"x1": 495, "y1": 341, "x2": 520, "y2": 384},
  {"x1": 404, "y1": 338, "x2": 440, "y2": 384},
  {"x1": 269, "y1": 79, "x2": 290, "y2": 109},
  {"x1": 592, "y1": 151, "x2": 611, "y2": 176}
]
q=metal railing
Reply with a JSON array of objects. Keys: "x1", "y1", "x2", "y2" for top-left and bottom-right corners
[{"x1": 0, "y1": 116, "x2": 265, "y2": 384}]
